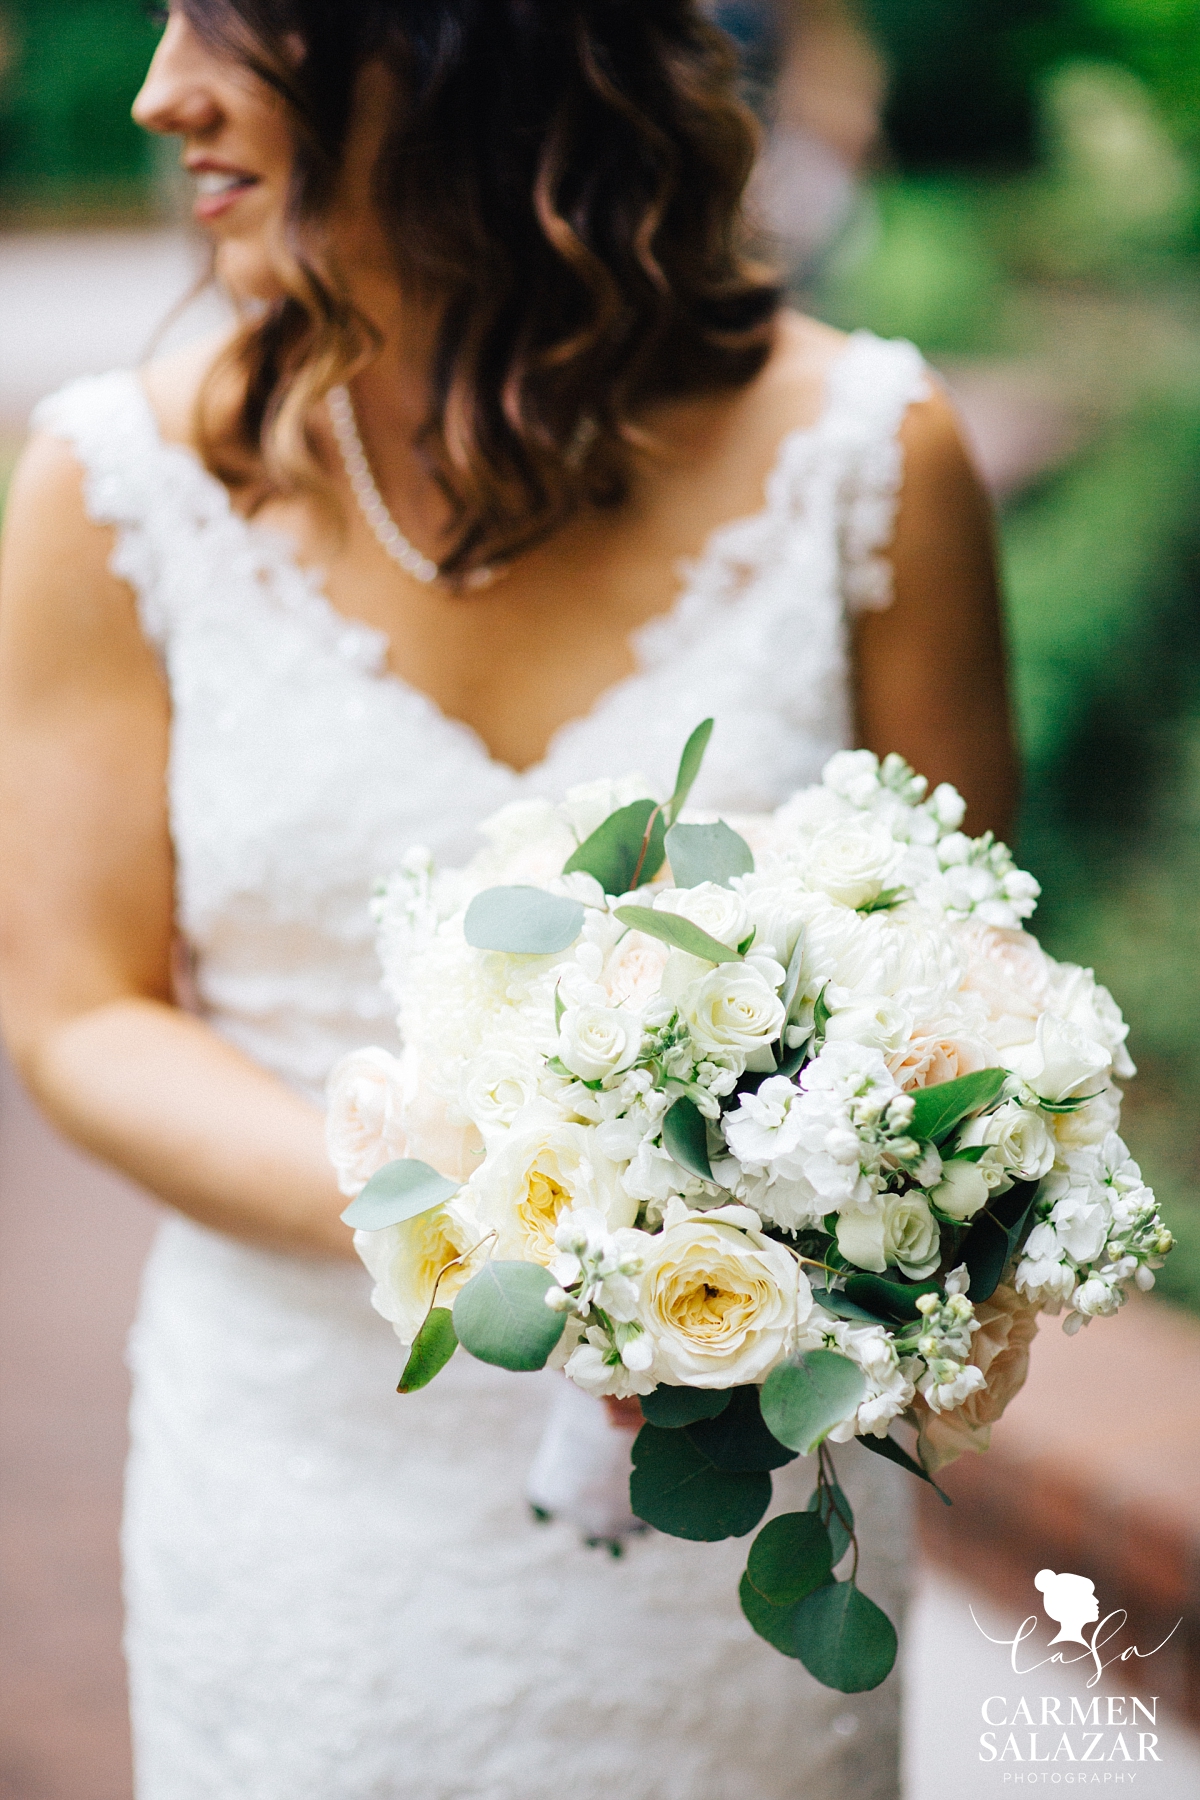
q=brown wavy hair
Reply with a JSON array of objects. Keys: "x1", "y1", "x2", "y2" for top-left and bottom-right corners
[{"x1": 180, "y1": 0, "x2": 781, "y2": 582}]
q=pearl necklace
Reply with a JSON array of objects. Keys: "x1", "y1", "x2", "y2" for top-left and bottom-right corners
[{"x1": 327, "y1": 383, "x2": 495, "y2": 590}]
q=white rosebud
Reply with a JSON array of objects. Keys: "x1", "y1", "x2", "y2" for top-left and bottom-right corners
[
  {"x1": 928, "y1": 1158, "x2": 991, "y2": 1222},
  {"x1": 654, "y1": 881, "x2": 749, "y2": 948},
  {"x1": 806, "y1": 819, "x2": 902, "y2": 909},
  {"x1": 881, "y1": 1192, "x2": 941, "y2": 1279},
  {"x1": 678, "y1": 965, "x2": 785, "y2": 1058},
  {"x1": 557, "y1": 1002, "x2": 643, "y2": 1083}
]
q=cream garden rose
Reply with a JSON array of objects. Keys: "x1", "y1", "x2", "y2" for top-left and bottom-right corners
[
  {"x1": 637, "y1": 1200, "x2": 806, "y2": 1387},
  {"x1": 469, "y1": 1119, "x2": 635, "y2": 1263},
  {"x1": 326, "y1": 1046, "x2": 410, "y2": 1198},
  {"x1": 355, "y1": 1194, "x2": 485, "y2": 1344}
]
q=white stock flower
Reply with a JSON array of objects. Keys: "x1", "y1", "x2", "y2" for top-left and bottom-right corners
[
  {"x1": 806, "y1": 817, "x2": 902, "y2": 909},
  {"x1": 326, "y1": 1047, "x2": 410, "y2": 1198},
  {"x1": 822, "y1": 748, "x2": 885, "y2": 808},
  {"x1": 1045, "y1": 1191, "x2": 1110, "y2": 1264},
  {"x1": 678, "y1": 964, "x2": 785, "y2": 1059},
  {"x1": 354, "y1": 1193, "x2": 483, "y2": 1344},
  {"x1": 469, "y1": 1121, "x2": 635, "y2": 1264},
  {"x1": 557, "y1": 1003, "x2": 643, "y2": 1083},
  {"x1": 638, "y1": 1200, "x2": 806, "y2": 1387},
  {"x1": 564, "y1": 1332, "x2": 657, "y2": 1399}
]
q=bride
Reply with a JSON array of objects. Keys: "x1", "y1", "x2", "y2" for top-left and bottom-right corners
[{"x1": 0, "y1": 3, "x2": 1015, "y2": 1796}]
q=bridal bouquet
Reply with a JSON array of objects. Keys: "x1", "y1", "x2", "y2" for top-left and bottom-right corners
[{"x1": 328, "y1": 722, "x2": 1173, "y2": 1694}]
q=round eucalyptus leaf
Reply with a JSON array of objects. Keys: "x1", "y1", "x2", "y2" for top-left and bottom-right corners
[
  {"x1": 630, "y1": 1424, "x2": 771, "y2": 1541},
  {"x1": 746, "y1": 1511, "x2": 834, "y2": 1606},
  {"x1": 664, "y1": 820, "x2": 754, "y2": 889},
  {"x1": 685, "y1": 1385, "x2": 798, "y2": 1472},
  {"x1": 451, "y1": 1262, "x2": 566, "y2": 1372},
  {"x1": 760, "y1": 1352, "x2": 866, "y2": 1456},
  {"x1": 793, "y1": 1581, "x2": 899, "y2": 1692},
  {"x1": 739, "y1": 1571, "x2": 804, "y2": 1658},
  {"x1": 562, "y1": 798, "x2": 666, "y2": 894},
  {"x1": 340, "y1": 1158, "x2": 461, "y2": 1231},
  {"x1": 639, "y1": 1386, "x2": 731, "y2": 1429},
  {"x1": 463, "y1": 886, "x2": 584, "y2": 955}
]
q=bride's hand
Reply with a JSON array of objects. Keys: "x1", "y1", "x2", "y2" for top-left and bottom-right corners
[{"x1": 603, "y1": 1395, "x2": 645, "y2": 1432}]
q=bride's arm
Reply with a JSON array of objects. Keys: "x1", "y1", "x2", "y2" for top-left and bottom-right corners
[
  {"x1": 0, "y1": 433, "x2": 353, "y2": 1260},
  {"x1": 854, "y1": 386, "x2": 1019, "y2": 840}
]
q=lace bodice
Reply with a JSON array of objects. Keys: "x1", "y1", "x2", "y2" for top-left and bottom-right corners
[{"x1": 35, "y1": 330, "x2": 927, "y2": 1103}]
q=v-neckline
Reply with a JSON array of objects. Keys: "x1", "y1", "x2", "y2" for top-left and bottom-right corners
[{"x1": 129, "y1": 336, "x2": 860, "y2": 783}]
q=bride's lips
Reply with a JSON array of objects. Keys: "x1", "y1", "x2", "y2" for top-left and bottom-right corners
[{"x1": 186, "y1": 159, "x2": 262, "y2": 222}]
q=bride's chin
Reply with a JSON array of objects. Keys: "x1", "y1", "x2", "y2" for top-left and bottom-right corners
[{"x1": 212, "y1": 238, "x2": 288, "y2": 309}]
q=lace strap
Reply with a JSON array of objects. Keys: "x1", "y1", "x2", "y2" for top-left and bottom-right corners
[
  {"x1": 824, "y1": 332, "x2": 931, "y2": 615},
  {"x1": 32, "y1": 370, "x2": 223, "y2": 654}
]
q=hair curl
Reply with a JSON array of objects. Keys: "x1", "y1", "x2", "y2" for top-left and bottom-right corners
[{"x1": 180, "y1": 0, "x2": 781, "y2": 581}]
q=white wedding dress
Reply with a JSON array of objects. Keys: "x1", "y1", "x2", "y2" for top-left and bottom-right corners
[{"x1": 37, "y1": 329, "x2": 929, "y2": 1800}]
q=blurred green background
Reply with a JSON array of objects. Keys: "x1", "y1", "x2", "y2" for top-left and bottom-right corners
[{"x1": 0, "y1": 0, "x2": 1197, "y2": 1308}]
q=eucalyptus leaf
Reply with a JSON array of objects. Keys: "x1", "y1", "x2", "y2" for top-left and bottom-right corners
[
  {"x1": 340, "y1": 1158, "x2": 461, "y2": 1232},
  {"x1": 562, "y1": 799, "x2": 666, "y2": 895},
  {"x1": 614, "y1": 905, "x2": 742, "y2": 965},
  {"x1": 908, "y1": 1067, "x2": 1009, "y2": 1145},
  {"x1": 630, "y1": 1424, "x2": 771, "y2": 1541},
  {"x1": 858, "y1": 1429, "x2": 952, "y2": 1505},
  {"x1": 780, "y1": 932, "x2": 807, "y2": 1021},
  {"x1": 807, "y1": 1479, "x2": 855, "y2": 1566},
  {"x1": 668, "y1": 718, "x2": 715, "y2": 824},
  {"x1": 760, "y1": 1351, "x2": 866, "y2": 1456},
  {"x1": 774, "y1": 1041, "x2": 809, "y2": 1080},
  {"x1": 793, "y1": 1581, "x2": 898, "y2": 1692},
  {"x1": 665, "y1": 820, "x2": 754, "y2": 889},
  {"x1": 640, "y1": 1386, "x2": 731, "y2": 1429},
  {"x1": 812, "y1": 1288, "x2": 890, "y2": 1327},
  {"x1": 464, "y1": 886, "x2": 584, "y2": 955},
  {"x1": 662, "y1": 1094, "x2": 713, "y2": 1182},
  {"x1": 739, "y1": 1572, "x2": 805, "y2": 1657},
  {"x1": 685, "y1": 1384, "x2": 798, "y2": 1473},
  {"x1": 451, "y1": 1262, "x2": 566, "y2": 1372},
  {"x1": 397, "y1": 1308, "x2": 458, "y2": 1393},
  {"x1": 746, "y1": 1511, "x2": 834, "y2": 1606}
]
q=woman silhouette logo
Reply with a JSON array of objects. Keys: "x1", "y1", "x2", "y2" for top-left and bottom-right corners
[{"x1": 1035, "y1": 1569, "x2": 1101, "y2": 1646}]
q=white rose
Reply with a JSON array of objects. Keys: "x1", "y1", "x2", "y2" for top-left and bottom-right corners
[
  {"x1": 824, "y1": 992, "x2": 913, "y2": 1058},
  {"x1": 679, "y1": 964, "x2": 785, "y2": 1058},
  {"x1": 326, "y1": 1047, "x2": 410, "y2": 1198},
  {"x1": 957, "y1": 1100, "x2": 1055, "y2": 1187},
  {"x1": 559, "y1": 775, "x2": 656, "y2": 845},
  {"x1": 806, "y1": 818, "x2": 902, "y2": 909},
  {"x1": 638, "y1": 1200, "x2": 806, "y2": 1387},
  {"x1": 881, "y1": 1192, "x2": 941, "y2": 1279},
  {"x1": 835, "y1": 1204, "x2": 887, "y2": 1273},
  {"x1": 354, "y1": 1193, "x2": 484, "y2": 1343},
  {"x1": 654, "y1": 882, "x2": 750, "y2": 948},
  {"x1": 1044, "y1": 964, "x2": 1136, "y2": 1081},
  {"x1": 460, "y1": 1046, "x2": 541, "y2": 1137},
  {"x1": 928, "y1": 1158, "x2": 992, "y2": 1222},
  {"x1": 1005, "y1": 1013, "x2": 1112, "y2": 1104},
  {"x1": 557, "y1": 1003, "x2": 643, "y2": 1082},
  {"x1": 469, "y1": 1121, "x2": 636, "y2": 1264}
]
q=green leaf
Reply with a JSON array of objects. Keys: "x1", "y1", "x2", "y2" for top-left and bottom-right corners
[
  {"x1": 780, "y1": 932, "x2": 807, "y2": 1021},
  {"x1": 858, "y1": 1430, "x2": 952, "y2": 1505},
  {"x1": 614, "y1": 905, "x2": 742, "y2": 965},
  {"x1": 397, "y1": 1308, "x2": 458, "y2": 1393},
  {"x1": 739, "y1": 1571, "x2": 806, "y2": 1657},
  {"x1": 630, "y1": 1424, "x2": 772, "y2": 1541},
  {"x1": 686, "y1": 1384, "x2": 798, "y2": 1473},
  {"x1": 562, "y1": 798, "x2": 667, "y2": 895},
  {"x1": 664, "y1": 821, "x2": 754, "y2": 889},
  {"x1": 813, "y1": 982, "x2": 833, "y2": 1042},
  {"x1": 760, "y1": 1351, "x2": 866, "y2": 1456},
  {"x1": 451, "y1": 1262, "x2": 567, "y2": 1372},
  {"x1": 340, "y1": 1159, "x2": 461, "y2": 1231},
  {"x1": 813, "y1": 1288, "x2": 891, "y2": 1327},
  {"x1": 908, "y1": 1067, "x2": 1009, "y2": 1145},
  {"x1": 746, "y1": 1511, "x2": 834, "y2": 1605},
  {"x1": 807, "y1": 1478, "x2": 855, "y2": 1565},
  {"x1": 793, "y1": 1581, "x2": 898, "y2": 1692},
  {"x1": 857, "y1": 886, "x2": 910, "y2": 915},
  {"x1": 463, "y1": 886, "x2": 584, "y2": 955},
  {"x1": 668, "y1": 718, "x2": 715, "y2": 824},
  {"x1": 843, "y1": 1272, "x2": 942, "y2": 1323},
  {"x1": 961, "y1": 1177, "x2": 1041, "y2": 1304},
  {"x1": 640, "y1": 1386, "x2": 731, "y2": 1429},
  {"x1": 661, "y1": 1094, "x2": 713, "y2": 1182},
  {"x1": 774, "y1": 1041, "x2": 809, "y2": 1080}
]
